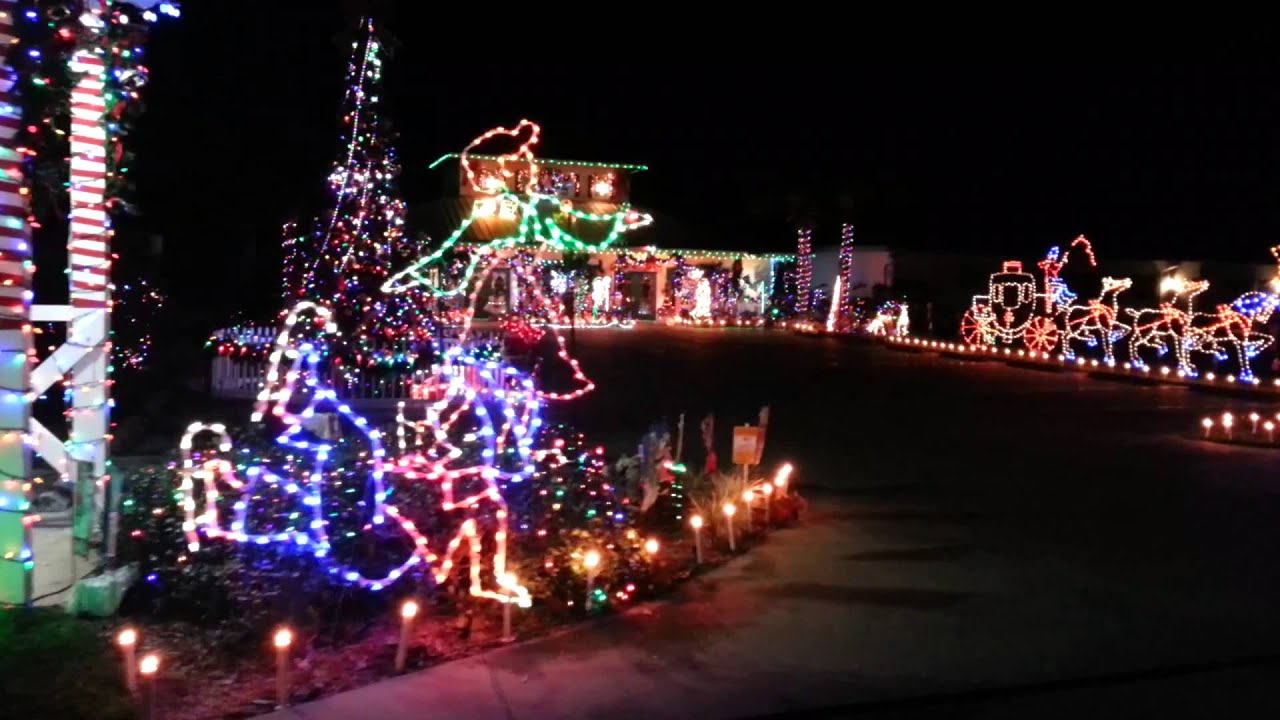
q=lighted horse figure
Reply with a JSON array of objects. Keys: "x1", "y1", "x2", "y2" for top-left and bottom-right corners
[
  {"x1": 1061, "y1": 277, "x2": 1133, "y2": 364},
  {"x1": 1125, "y1": 279, "x2": 1208, "y2": 377},
  {"x1": 1184, "y1": 291, "x2": 1278, "y2": 383}
]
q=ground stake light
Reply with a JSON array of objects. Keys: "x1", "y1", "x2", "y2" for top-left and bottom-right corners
[
  {"x1": 139, "y1": 654, "x2": 160, "y2": 720},
  {"x1": 722, "y1": 503, "x2": 737, "y2": 552},
  {"x1": 690, "y1": 515, "x2": 704, "y2": 564},
  {"x1": 583, "y1": 550, "x2": 601, "y2": 611},
  {"x1": 273, "y1": 627, "x2": 292, "y2": 708},
  {"x1": 774, "y1": 463, "x2": 792, "y2": 497},
  {"x1": 396, "y1": 600, "x2": 418, "y2": 671},
  {"x1": 499, "y1": 573, "x2": 521, "y2": 643},
  {"x1": 761, "y1": 482, "x2": 773, "y2": 530},
  {"x1": 117, "y1": 627, "x2": 138, "y2": 693}
]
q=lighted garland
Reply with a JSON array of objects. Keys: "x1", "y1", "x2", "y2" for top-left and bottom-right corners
[{"x1": 12, "y1": 1, "x2": 178, "y2": 224}]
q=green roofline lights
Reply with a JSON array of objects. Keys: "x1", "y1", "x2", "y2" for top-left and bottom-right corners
[
  {"x1": 429, "y1": 153, "x2": 649, "y2": 173},
  {"x1": 450, "y1": 244, "x2": 796, "y2": 262},
  {"x1": 652, "y1": 248, "x2": 796, "y2": 261}
]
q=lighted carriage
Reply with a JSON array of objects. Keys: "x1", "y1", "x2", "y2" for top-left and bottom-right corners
[{"x1": 959, "y1": 260, "x2": 1061, "y2": 352}]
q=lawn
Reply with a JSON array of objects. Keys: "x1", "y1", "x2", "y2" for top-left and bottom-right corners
[{"x1": 0, "y1": 608, "x2": 136, "y2": 720}]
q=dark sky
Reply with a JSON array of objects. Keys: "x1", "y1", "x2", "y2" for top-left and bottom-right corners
[{"x1": 124, "y1": 1, "x2": 1280, "y2": 327}]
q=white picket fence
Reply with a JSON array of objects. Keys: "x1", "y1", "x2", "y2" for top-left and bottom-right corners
[{"x1": 209, "y1": 325, "x2": 506, "y2": 406}]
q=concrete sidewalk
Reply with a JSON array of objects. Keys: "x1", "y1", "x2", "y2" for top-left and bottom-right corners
[
  {"x1": 263, "y1": 486, "x2": 1280, "y2": 720},
  {"x1": 262, "y1": 498, "x2": 889, "y2": 720}
]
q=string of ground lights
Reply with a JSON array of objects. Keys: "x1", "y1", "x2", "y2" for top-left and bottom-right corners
[{"x1": 1198, "y1": 410, "x2": 1280, "y2": 447}]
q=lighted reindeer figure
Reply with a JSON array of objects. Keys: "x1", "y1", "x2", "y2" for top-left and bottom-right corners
[
  {"x1": 1125, "y1": 279, "x2": 1208, "y2": 376},
  {"x1": 1061, "y1": 277, "x2": 1133, "y2": 364}
]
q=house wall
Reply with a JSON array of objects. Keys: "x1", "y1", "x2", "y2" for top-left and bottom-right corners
[
  {"x1": 457, "y1": 158, "x2": 632, "y2": 203},
  {"x1": 512, "y1": 248, "x2": 783, "y2": 315},
  {"x1": 811, "y1": 247, "x2": 893, "y2": 298}
]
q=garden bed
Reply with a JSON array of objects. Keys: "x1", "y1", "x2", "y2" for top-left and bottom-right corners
[{"x1": 78, "y1": 497, "x2": 799, "y2": 720}]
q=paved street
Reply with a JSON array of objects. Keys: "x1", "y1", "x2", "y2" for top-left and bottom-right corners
[{"x1": 266, "y1": 325, "x2": 1280, "y2": 717}]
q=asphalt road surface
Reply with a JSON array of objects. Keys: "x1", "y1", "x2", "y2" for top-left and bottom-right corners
[{"x1": 274, "y1": 324, "x2": 1280, "y2": 718}]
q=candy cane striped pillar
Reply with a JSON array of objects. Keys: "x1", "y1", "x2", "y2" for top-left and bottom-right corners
[
  {"x1": 0, "y1": 0, "x2": 35, "y2": 605},
  {"x1": 67, "y1": 3, "x2": 111, "y2": 514}
]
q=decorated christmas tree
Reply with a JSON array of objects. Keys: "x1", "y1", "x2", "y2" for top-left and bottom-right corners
[{"x1": 283, "y1": 18, "x2": 432, "y2": 371}]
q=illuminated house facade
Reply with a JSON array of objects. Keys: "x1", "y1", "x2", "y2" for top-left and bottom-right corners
[{"x1": 423, "y1": 154, "x2": 792, "y2": 321}]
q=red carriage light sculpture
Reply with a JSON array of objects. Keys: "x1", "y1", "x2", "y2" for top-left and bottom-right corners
[
  {"x1": 960, "y1": 236, "x2": 1134, "y2": 360},
  {"x1": 960, "y1": 260, "x2": 1061, "y2": 353},
  {"x1": 958, "y1": 237, "x2": 1277, "y2": 381}
]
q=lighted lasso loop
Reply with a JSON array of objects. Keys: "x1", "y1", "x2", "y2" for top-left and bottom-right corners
[{"x1": 460, "y1": 119, "x2": 541, "y2": 196}]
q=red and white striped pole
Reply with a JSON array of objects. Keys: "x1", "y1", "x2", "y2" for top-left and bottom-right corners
[
  {"x1": 66, "y1": 1, "x2": 112, "y2": 546},
  {"x1": 0, "y1": 0, "x2": 36, "y2": 606}
]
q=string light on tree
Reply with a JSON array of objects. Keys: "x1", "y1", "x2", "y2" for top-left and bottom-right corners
[
  {"x1": 794, "y1": 227, "x2": 812, "y2": 317},
  {"x1": 270, "y1": 18, "x2": 434, "y2": 375},
  {"x1": 836, "y1": 223, "x2": 855, "y2": 330}
]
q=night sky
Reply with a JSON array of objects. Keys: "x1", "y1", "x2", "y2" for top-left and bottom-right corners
[{"x1": 122, "y1": 2, "x2": 1280, "y2": 330}]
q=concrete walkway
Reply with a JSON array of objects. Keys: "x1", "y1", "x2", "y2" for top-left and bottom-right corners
[{"x1": 263, "y1": 483, "x2": 1280, "y2": 720}]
